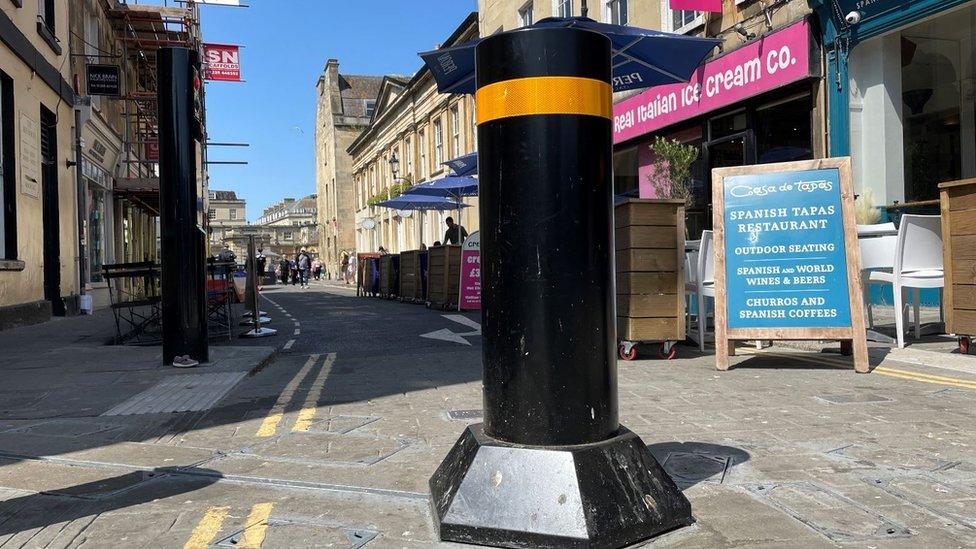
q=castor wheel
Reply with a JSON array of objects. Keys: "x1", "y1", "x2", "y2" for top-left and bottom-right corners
[
  {"x1": 660, "y1": 343, "x2": 678, "y2": 360},
  {"x1": 960, "y1": 337, "x2": 971, "y2": 355},
  {"x1": 618, "y1": 343, "x2": 637, "y2": 361}
]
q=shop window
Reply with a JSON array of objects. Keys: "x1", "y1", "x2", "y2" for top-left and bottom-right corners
[
  {"x1": 709, "y1": 111, "x2": 747, "y2": 140},
  {"x1": 613, "y1": 147, "x2": 639, "y2": 197},
  {"x1": 849, "y1": 5, "x2": 975, "y2": 207},
  {"x1": 0, "y1": 72, "x2": 13, "y2": 261},
  {"x1": 87, "y1": 185, "x2": 105, "y2": 283},
  {"x1": 756, "y1": 94, "x2": 813, "y2": 164}
]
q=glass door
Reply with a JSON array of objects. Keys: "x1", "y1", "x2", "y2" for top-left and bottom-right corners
[{"x1": 690, "y1": 131, "x2": 754, "y2": 238}]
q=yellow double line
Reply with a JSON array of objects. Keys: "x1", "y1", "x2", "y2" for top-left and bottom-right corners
[
  {"x1": 256, "y1": 353, "x2": 336, "y2": 437},
  {"x1": 738, "y1": 348, "x2": 976, "y2": 390},
  {"x1": 184, "y1": 502, "x2": 274, "y2": 549}
]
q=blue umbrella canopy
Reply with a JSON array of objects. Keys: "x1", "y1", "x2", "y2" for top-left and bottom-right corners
[
  {"x1": 374, "y1": 194, "x2": 470, "y2": 211},
  {"x1": 443, "y1": 152, "x2": 478, "y2": 176},
  {"x1": 419, "y1": 17, "x2": 721, "y2": 95},
  {"x1": 405, "y1": 176, "x2": 479, "y2": 199}
]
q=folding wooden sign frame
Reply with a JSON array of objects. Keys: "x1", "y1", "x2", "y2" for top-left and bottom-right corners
[{"x1": 711, "y1": 157, "x2": 869, "y2": 373}]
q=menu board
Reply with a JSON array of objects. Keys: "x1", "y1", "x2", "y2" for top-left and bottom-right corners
[
  {"x1": 459, "y1": 231, "x2": 481, "y2": 310},
  {"x1": 712, "y1": 158, "x2": 868, "y2": 373},
  {"x1": 723, "y1": 169, "x2": 852, "y2": 328}
]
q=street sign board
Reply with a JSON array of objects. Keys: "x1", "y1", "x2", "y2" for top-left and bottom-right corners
[
  {"x1": 86, "y1": 64, "x2": 121, "y2": 97},
  {"x1": 711, "y1": 158, "x2": 868, "y2": 372},
  {"x1": 459, "y1": 231, "x2": 481, "y2": 310}
]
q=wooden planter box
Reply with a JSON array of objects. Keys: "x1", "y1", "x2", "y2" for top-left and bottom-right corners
[
  {"x1": 615, "y1": 199, "x2": 686, "y2": 343},
  {"x1": 940, "y1": 178, "x2": 976, "y2": 337},
  {"x1": 428, "y1": 245, "x2": 461, "y2": 310},
  {"x1": 378, "y1": 254, "x2": 400, "y2": 298},
  {"x1": 400, "y1": 251, "x2": 424, "y2": 302}
]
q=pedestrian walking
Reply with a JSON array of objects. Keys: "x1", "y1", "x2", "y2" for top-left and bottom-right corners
[
  {"x1": 290, "y1": 259, "x2": 299, "y2": 286},
  {"x1": 346, "y1": 253, "x2": 356, "y2": 285},
  {"x1": 278, "y1": 258, "x2": 289, "y2": 285},
  {"x1": 443, "y1": 216, "x2": 468, "y2": 245},
  {"x1": 296, "y1": 248, "x2": 312, "y2": 289},
  {"x1": 340, "y1": 252, "x2": 350, "y2": 283},
  {"x1": 312, "y1": 257, "x2": 322, "y2": 280},
  {"x1": 255, "y1": 249, "x2": 267, "y2": 290}
]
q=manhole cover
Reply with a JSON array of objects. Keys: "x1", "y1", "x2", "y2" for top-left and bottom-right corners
[
  {"x1": 662, "y1": 452, "x2": 730, "y2": 486},
  {"x1": 446, "y1": 409, "x2": 483, "y2": 421},
  {"x1": 816, "y1": 394, "x2": 893, "y2": 404},
  {"x1": 748, "y1": 482, "x2": 911, "y2": 542}
]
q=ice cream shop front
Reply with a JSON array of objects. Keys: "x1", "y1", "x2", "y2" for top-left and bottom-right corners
[{"x1": 612, "y1": 17, "x2": 826, "y2": 240}]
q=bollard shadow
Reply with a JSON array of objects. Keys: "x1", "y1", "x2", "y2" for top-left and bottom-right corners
[
  {"x1": 647, "y1": 442, "x2": 750, "y2": 491},
  {"x1": 0, "y1": 467, "x2": 221, "y2": 536}
]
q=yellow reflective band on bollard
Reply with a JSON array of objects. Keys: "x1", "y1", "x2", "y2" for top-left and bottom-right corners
[{"x1": 476, "y1": 76, "x2": 612, "y2": 124}]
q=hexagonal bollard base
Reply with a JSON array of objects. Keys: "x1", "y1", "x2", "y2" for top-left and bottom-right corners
[{"x1": 429, "y1": 424, "x2": 693, "y2": 549}]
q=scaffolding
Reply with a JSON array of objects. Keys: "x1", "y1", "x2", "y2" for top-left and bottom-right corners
[{"x1": 107, "y1": 0, "x2": 206, "y2": 214}]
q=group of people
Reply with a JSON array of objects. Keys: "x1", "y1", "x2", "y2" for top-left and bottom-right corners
[{"x1": 276, "y1": 248, "x2": 322, "y2": 289}]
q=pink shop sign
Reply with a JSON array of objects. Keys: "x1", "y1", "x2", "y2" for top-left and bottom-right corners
[{"x1": 613, "y1": 19, "x2": 815, "y2": 144}]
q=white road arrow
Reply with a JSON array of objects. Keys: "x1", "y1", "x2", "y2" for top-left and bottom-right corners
[{"x1": 420, "y1": 315, "x2": 482, "y2": 346}]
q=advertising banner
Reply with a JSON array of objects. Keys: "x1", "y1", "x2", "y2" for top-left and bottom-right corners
[
  {"x1": 459, "y1": 231, "x2": 481, "y2": 310},
  {"x1": 670, "y1": 0, "x2": 722, "y2": 12},
  {"x1": 711, "y1": 158, "x2": 868, "y2": 373},
  {"x1": 203, "y1": 43, "x2": 242, "y2": 82},
  {"x1": 613, "y1": 19, "x2": 813, "y2": 144}
]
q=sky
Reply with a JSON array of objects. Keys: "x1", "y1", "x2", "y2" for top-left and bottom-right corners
[{"x1": 196, "y1": 0, "x2": 478, "y2": 222}]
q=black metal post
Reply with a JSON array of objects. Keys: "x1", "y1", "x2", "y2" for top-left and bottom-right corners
[
  {"x1": 158, "y1": 47, "x2": 208, "y2": 365},
  {"x1": 429, "y1": 27, "x2": 691, "y2": 548}
]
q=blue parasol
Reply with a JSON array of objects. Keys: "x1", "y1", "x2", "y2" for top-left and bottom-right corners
[
  {"x1": 375, "y1": 194, "x2": 471, "y2": 211},
  {"x1": 443, "y1": 152, "x2": 478, "y2": 176},
  {"x1": 419, "y1": 17, "x2": 721, "y2": 95}
]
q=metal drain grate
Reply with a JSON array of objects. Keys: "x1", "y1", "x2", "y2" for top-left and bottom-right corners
[
  {"x1": 815, "y1": 394, "x2": 893, "y2": 404},
  {"x1": 446, "y1": 409, "x2": 483, "y2": 421}
]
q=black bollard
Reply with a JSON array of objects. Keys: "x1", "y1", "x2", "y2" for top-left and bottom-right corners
[
  {"x1": 158, "y1": 48, "x2": 208, "y2": 365},
  {"x1": 429, "y1": 27, "x2": 692, "y2": 548}
]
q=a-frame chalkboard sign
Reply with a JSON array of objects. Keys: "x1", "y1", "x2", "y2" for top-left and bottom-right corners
[{"x1": 711, "y1": 157, "x2": 869, "y2": 373}]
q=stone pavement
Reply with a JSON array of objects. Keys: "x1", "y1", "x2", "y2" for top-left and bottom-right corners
[{"x1": 0, "y1": 282, "x2": 975, "y2": 548}]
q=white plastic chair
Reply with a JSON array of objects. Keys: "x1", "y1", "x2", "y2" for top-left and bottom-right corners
[
  {"x1": 867, "y1": 215, "x2": 944, "y2": 348},
  {"x1": 685, "y1": 231, "x2": 715, "y2": 351},
  {"x1": 857, "y1": 222, "x2": 897, "y2": 329}
]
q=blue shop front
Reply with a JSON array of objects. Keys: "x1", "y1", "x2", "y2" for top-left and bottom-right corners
[{"x1": 817, "y1": 0, "x2": 975, "y2": 305}]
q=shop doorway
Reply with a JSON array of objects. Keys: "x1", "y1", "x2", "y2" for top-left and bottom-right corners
[
  {"x1": 690, "y1": 130, "x2": 754, "y2": 238},
  {"x1": 40, "y1": 106, "x2": 63, "y2": 316}
]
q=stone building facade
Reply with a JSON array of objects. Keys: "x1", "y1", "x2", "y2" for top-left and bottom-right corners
[
  {"x1": 207, "y1": 190, "x2": 246, "y2": 251},
  {"x1": 348, "y1": 13, "x2": 480, "y2": 254},
  {"x1": 0, "y1": 0, "x2": 80, "y2": 328},
  {"x1": 315, "y1": 61, "x2": 384, "y2": 276}
]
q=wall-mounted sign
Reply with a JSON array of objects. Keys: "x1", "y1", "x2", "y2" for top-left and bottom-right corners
[
  {"x1": 144, "y1": 141, "x2": 160, "y2": 162},
  {"x1": 203, "y1": 43, "x2": 242, "y2": 82},
  {"x1": 711, "y1": 158, "x2": 868, "y2": 373},
  {"x1": 459, "y1": 231, "x2": 481, "y2": 310},
  {"x1": 613, "y1": 19, "x2": 815, "y2": 144},
  {"x1": 670, "y1": 0, "x2": 721, "y2": 13},
  {"x1": 86, "y1": 64, "x2": 121, "y2": 97},
  {"x1": 831, "y1": 0, "x2": 909, "y2": 26},
  {"x1": 19, "y1": 113, "x2": 39, "y2": 199}
]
